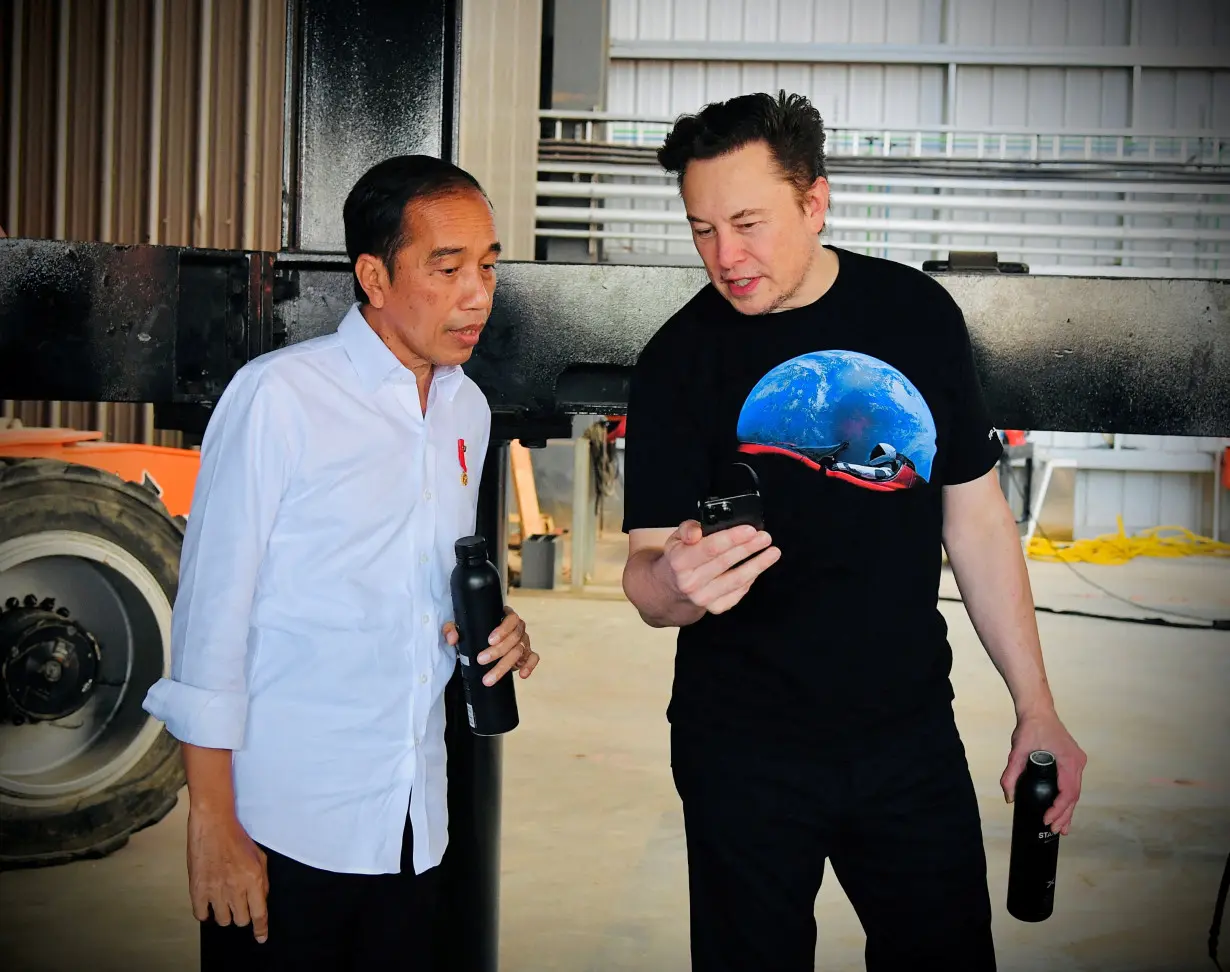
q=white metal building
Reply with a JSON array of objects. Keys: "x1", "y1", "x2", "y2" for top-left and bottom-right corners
[{"x1": 537, "y1": 0, "x2": 1230, "y2": 543}]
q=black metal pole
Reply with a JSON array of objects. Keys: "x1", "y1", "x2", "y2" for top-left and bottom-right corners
[
  {"x1": 435, "y1": 441, "x2": 509, "y2": 972},
  {"x1": 281, "y1": 0, "x2": 461, "y2": 252}
]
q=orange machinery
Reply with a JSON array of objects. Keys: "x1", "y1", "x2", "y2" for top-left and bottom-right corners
[
  {"x1": 0, "y1": 425, "x2": 201, "y2": 867},
  {"x1": 0, "y1": 427, "x2": 200, "y2": 518}
]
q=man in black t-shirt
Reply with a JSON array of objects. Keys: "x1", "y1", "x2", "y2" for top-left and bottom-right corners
[{"x1": 620, "y1": 91, "x2": 1087, "y2": 972}]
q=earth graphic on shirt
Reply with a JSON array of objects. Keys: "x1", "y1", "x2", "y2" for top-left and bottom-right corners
[{"x1": 735, "y1": 349, "x2": 937, "y2": 491}]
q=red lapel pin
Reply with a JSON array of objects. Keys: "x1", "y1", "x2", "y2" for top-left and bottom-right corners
[{"x1": 458, "y1": 438, "x2": 468, "y2": 486}]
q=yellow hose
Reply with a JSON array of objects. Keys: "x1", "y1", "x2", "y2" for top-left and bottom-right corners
[{"x1": 1027, "y1": 515, "x2": 1230, "y2": 565}]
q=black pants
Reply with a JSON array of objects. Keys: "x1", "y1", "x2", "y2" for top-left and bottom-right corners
[
  {"x1": 200, "y1": 812, "x2": 440, "y2": 970},
  {"x1": 670, "y1": 706, "x2": 997, "y2": 972}
]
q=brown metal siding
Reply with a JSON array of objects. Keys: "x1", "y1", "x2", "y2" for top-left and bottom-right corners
[{"x1": 0, "y1": 0, "x2": 287, "y2": 444}]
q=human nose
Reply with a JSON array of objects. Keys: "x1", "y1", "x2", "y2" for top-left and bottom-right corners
[
  {"x1": 459, "y1": 267, "x2": 494, "y2": 313},
  {"x1": 714, "y1": 228, "x2": 746, "y2": 272}
]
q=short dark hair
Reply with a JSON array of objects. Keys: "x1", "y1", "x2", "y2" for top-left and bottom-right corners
[
  {"x1": 343, "y1": 155, "x2": 487, "y2": 303},
  {"x1": 657, "y1": 90, "x2": 828, "y2": 198}
]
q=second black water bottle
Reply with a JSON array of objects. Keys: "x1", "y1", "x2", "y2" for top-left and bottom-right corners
[
  {"x1": 449, "y1": 535, "x2": 520, "y2": 736},
  {"x1": 1007, "y1": 749, "x2": 1061, "y2": 922}
]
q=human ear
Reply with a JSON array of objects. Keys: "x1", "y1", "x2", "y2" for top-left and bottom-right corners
[
  {"x1": 804, "y1": 177, "x2": 829, "y2": 233},
  {"x1": 355, "y1": 254, "x2": 388, "y2": 308}
]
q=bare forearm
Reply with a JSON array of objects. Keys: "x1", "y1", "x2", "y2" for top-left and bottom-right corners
[
  {"x1": 182, "y1": 743, "x2": 238, "y2": 818},
  {"x1": 944, "y1": 494, "x2": 1055, "y2": 719},
  {"x1": 622, "y1": 548, "x2": 706, "y2": 628}
]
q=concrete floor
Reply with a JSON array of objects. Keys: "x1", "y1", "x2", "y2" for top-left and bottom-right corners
[{"x1": 2, "y1": 545, "x2": 1228, "y2": 971}]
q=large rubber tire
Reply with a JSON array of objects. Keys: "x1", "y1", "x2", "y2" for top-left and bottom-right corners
[{"x1": 0, "y1": 458, "x2": 187, "y2": 870}]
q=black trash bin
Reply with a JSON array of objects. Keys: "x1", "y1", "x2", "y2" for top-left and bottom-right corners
[{"x1": 520, "y1": 533, "x2": 561, "y2": 589}]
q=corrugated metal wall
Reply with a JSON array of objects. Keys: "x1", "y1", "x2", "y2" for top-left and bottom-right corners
[
  {"x1": 607, "y1": 0, "x2": 1230, "y2": 128},
  {"x1": 609, "y1": 0, "x2": 945, "y2": 122},
  {"x1": 0, "y1": 0, "x2": 286, "y2": 445}
]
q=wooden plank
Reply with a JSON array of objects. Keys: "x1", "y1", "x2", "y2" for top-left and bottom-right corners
[{"x1": 510, "y1": 439, "x2": 545, "y2": 538}]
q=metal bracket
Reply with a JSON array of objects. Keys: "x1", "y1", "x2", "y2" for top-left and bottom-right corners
[{"x1": 922, "y1": 250, "x2": 1030, "y2": 274}]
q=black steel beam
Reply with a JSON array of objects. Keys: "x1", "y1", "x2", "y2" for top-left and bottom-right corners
[
  {"x1": 4, "y1": 238, "x2": 1230, "y2": 438},
  {"x1": 946, "y1": 272, "x2": 1230, "y2": 437},
  {"x1": 0, "y1": 240, "x2": 261, "y2": 406},
  {"x1": 281, "y1": 0, "x2": 462, "y2": 252}
]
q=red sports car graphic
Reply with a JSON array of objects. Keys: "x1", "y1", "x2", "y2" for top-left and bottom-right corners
[{"x1": 737, "y1": 440, "x2": 922, "y2": 491}]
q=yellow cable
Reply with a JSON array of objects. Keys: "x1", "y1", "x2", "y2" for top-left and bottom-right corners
[{"x1": 1027, "y1": 515, "x2": 1230, "y2": 565}]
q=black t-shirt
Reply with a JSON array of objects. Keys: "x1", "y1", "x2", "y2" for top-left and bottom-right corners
[{"x1": 621, "y1": 246, "x2": 1003, "y2": 747}]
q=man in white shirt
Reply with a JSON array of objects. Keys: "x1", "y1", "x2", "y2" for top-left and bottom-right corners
[{"x1": 143, "y1": 154, "x2": 539, "y2": 969}]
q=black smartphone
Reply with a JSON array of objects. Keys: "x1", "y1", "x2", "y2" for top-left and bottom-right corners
[{"x1": 698, "y1": 462, "x2": 765, "y2": 536}]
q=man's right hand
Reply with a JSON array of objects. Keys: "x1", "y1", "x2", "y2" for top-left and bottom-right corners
[
  {"x1": 187, "y1": 805, "x2": 270, "y2": 942},
  {"x1": 181, "y1": 744, "x2": 270, "y2": 943},
  {"x1": 652, "y1": 519, "x2": 780, "y2": 616}
]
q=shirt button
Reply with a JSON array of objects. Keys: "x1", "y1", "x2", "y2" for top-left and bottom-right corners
[
  {"x1": 420, "y1": 553, "x2": 429, "y2": 564},
  {"x1": 422, "y1": 614, "x2": 430, "y2": 625},
  {"x1": 420, "y1": 673, "x2": 428, "y2": 684},
  {"x1": 424, "y1": 489, "x2": 432, "y2": 500}
]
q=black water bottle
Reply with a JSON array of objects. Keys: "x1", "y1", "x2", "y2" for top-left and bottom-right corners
[
  {"x1": 1007, "y1": 750, "x2": 1061, "y2": 921},
  {"x1": 449, "y1": 535, "x2": 519, "y2": 736}
]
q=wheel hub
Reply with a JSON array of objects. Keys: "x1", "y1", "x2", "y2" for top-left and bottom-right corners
[{"x1": 0, "y1": 596, "x2": 102, "y2": 724}]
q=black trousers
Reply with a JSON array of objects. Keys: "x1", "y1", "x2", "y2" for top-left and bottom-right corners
[
  {"x1": 670, "y1": 705, "x2": 997, "y2": 972},
  {"x1": 200, "y1": 812, "x2": 440, "y2": 970}
]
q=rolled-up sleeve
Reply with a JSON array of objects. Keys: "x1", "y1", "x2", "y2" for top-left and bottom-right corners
[{"x1": 143, "y1": 363, "x2": 295, "y2": 750}]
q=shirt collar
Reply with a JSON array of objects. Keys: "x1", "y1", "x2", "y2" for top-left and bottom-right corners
[{"x1": 337, "y1": 303, "x2": 465, "y2": 401}]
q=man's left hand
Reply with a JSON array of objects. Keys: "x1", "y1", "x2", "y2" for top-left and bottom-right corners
[
  {"x1": 1001, "y1": 709, "x2": 1087, "y2": 835},
  {"x1": 443, "y1": 607, "x2": 539, "y2": 686}
]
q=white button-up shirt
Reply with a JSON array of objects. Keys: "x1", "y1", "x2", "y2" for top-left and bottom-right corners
[{"x1": 142, "y1": 303, "x2": 491, "y2": 875}]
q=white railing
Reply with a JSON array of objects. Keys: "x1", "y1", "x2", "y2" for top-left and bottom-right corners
[
  {"x1": 536, "y1": 180, "x2": 1230, "y2": 220},
  {"x1": 540, "y1": 110, "x2": 1230, "y2": 166},
  {"x1": 536, "y1": 111, "x2": 1230, "y2": 276}
]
